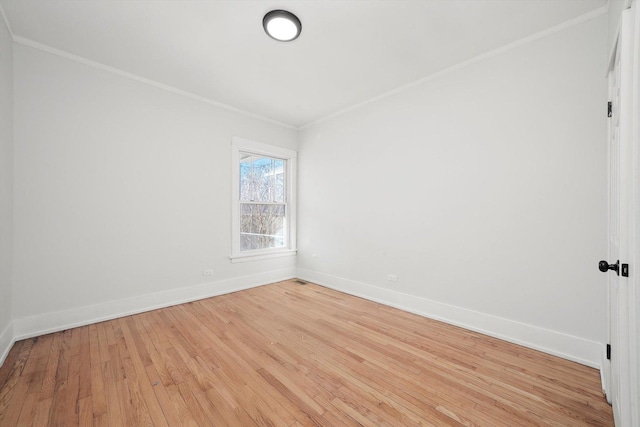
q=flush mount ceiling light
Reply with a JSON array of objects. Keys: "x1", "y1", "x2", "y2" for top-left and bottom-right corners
[{"x1": 263, "y1": 10, "x2": 301, "y2": 42}]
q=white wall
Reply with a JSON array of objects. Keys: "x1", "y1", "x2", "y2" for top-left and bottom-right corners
[
  {"x1": 0, "y1": 13, "x2": 13, "y2": 362},
  {"x1": 298, "y1": 16, "x2": 608, "y2": 366},
  {"x1": 12, "y1": 44, "x2": 297, "y2": 337}
]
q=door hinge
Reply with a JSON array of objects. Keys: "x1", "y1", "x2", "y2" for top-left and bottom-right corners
[
  {"x1": 607, "y1": 344, "x2": 611, "y2": 360},
  {"x1": 608, "y1": 101, "x2": 612, "y2": 117}
]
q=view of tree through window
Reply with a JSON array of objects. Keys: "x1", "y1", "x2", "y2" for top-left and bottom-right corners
[{"x1": 239, "y1": 153, "x2": 286, "y2": 251}]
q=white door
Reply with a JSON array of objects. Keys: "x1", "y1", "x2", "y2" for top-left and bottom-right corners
[
  {"x1": 603, "y1": 5, "x2": 639, "y2": 426},
  {"x1": 605, "y1": 43, "x2": 621, "y2": 413}
]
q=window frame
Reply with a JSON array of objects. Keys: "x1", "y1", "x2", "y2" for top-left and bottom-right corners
[{"x1": 230, "y1": 137, "x2": 297, "y2": 262}]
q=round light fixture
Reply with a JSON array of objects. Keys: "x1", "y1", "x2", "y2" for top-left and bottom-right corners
[{"x1": 263, "y1": 10, "x2": 301, "y2": 42}]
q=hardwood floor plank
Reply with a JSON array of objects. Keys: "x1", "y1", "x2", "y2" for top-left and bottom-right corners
[
  {"x1": 14, "y1": 391, "x2": 37, "y2": 426},
  {"x1": 164, "y1": 382, "x2": 200, "y2": 427},
  {"x1": 0, "y1": 340, "x2": 26, "y2": 391},
  {"x1": 0, "y1": 339, "x2": 34, "y2": 425},
  {"x1": 77, "y1": 396, "x2": 93, "y2": 426},
  {"x1": 88, "y1": 323, "x2": 107, "y2": 420},
  {"x1": 117, "y1": 317, "x2": 169, "y2": 427},
  {"x1": 24, "y1": 335, "x2": 53, "y2": 396},
  {"x1": 31, "y1": 397, "x2": 53, "y2": 427},
  {"x1": 143, "y1": 363, "x2": 185, "y2": 427},
  {"x1": 101, "y1": 358, "x2": 125, "y2": 427},
  {"x1": 0, "y1": 280, "x2": 613, "y2": 426}
]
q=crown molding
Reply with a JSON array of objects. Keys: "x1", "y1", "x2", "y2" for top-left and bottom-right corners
[
  {"x1": 300, "y1": 5, "x2": 609, "y2": 130},
  {"x1": 12, "y1": 35, "x2": 297, "y2": 130},
  {"x1": 0, "y1": 2, "x2": 14, "y2": 39}
]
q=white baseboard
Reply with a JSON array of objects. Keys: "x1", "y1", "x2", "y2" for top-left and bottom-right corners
[
  {"x1": 10, "y1": 268, "x2": 296, "y2": 343},
  {"x1": 2, "y1": 267, "x2": 604, "y2": 375},
  {"x1": 0, "y1": 321, "x2": 14, "y2": 368},
  {"x1": 297, "y1": 268, "x2": 603, "y2": 369}
]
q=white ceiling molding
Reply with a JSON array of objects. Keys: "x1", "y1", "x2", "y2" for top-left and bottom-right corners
[
  {"x1": 12, "y1": 35, "x2": 297, "y2": 130},
  {"x1": 0, "y1": 1, "x2": 14, "y2": 39},
  {"x1": 300, "y1": 5, "x2": 609, "y2": 130}
]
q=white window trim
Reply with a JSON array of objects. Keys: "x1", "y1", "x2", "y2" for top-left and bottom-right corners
[{"x1": 230, "y1": 136, "x2": 297, "y2": 262}]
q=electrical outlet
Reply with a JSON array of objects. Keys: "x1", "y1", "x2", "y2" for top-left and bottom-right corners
[
  {"x1": 387, "y1": 274, "x2": 398, "y2": 282},
  {"x1": 203, "y1": 269, "x2": 214, "y2": 276}
]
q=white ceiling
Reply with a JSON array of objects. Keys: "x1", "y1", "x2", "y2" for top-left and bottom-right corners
[{"x1": 1, "y1": 0, "x2": 607, "y2": 128}]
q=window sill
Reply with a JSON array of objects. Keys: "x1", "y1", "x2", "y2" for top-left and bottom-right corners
[{"x1": 230, "y1": 249, "x2": 297, "y2": 263}]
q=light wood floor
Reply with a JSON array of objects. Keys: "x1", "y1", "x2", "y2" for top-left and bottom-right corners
[{"x1": 0, "y1": 279, "x2": 613, "y2": 426}]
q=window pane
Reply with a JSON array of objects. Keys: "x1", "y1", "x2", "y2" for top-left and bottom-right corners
[
  {"x1": 239, "y1": 154, "x2": 253, "y2": 201},
  {"x1": 239, "y1": 154, "x2": 286, "y2": 203},
  {"x1": 240, "y1": 203, "x2": 285, "y2": 251},
  {"x1": 274, "y1": 159, "x2": 285, "y2": 203}
]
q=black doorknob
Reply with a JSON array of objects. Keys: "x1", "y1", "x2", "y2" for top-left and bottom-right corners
[{"x1": 599, "y1": 260, "x2": 620, "y2": 274}]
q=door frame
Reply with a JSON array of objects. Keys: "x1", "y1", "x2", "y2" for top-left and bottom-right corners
[{"x1": 629, "y1": 2, "x2": 640, "y2": 423}]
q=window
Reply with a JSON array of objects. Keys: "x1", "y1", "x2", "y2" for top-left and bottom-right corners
[{"x1": 231, "y1": 137, "x2": 297, "y2": 261}]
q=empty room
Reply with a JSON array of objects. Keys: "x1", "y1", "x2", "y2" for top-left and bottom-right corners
[{"x1": 0, "y1": 0, "x2": 639, "y2": 426}]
